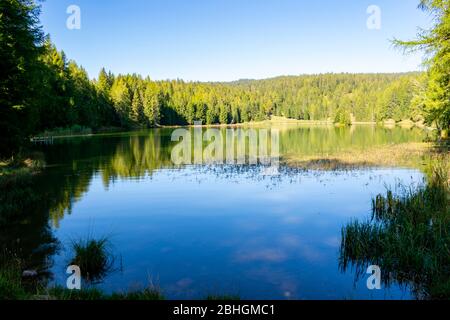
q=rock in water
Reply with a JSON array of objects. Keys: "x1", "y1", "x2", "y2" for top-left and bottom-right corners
[{"x1": 22, "y1": 270, "x2": 38, "y2": 278}]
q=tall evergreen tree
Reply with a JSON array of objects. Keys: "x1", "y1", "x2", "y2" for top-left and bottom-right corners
[
  {"x1": 394, "y1": 0, "x2": 450, "y2": 133},
  {"x1": 0, "y1": 0, "x2": 44, "y2": 157}
]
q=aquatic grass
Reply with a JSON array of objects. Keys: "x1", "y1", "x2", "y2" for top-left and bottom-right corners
[
  {"x1": 340, "y1": 158, "x2": 450, "y2": 299},
  {"x1": 69, "y1": 236, "x2": 114, "y2": 283}
]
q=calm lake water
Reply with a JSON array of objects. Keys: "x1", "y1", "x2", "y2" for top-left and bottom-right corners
[{"x1": 29, "y1": 125, "x2": 428, "y2": 299}]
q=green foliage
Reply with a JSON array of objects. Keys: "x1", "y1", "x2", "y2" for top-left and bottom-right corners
[
  {"x1": 0, "y1": 0, "x2": 45, "y2": 157},
  {"x1": 0, "y1": 259, "x2": 28, "y2": 300},
  {"x1": 70, "y1": 237, "x2": 114, "y2": 283},
  {"x1": 340, "y1": 158, "x2": 450, "y2": 299},
  {"x1": 2, "y1": 0, "x2": 446, "y2": 162},
  {"x1": 334, "y1": 107, "x2": 352, "y2": 126},
  {"x1": 143, "y1": 82, "x2": 163, "y2": 126},
  {"x1": 394, "y1": 0, "x2": 450, "y2": 132},
  {"x1": 112, "y1": 73, "x2": 420, "y2": 127}
]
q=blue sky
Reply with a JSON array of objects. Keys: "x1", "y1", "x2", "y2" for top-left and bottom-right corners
[{"x1": 40, "y1": 0, "x2": 431, "y2": 81}]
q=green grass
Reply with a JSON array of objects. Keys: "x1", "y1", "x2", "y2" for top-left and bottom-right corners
[
  {"x1": 45, "y1": 287, "x2": 105, "y2": 300},
  {"x1": 42, "y1": 286, "x2": 164, "y2": 300},
  {"x1": 70, "y1": 237, "x2": 114, "y2": 283},
  {"x1": 34, "y1": 125, "x2": 92, "y2": 138},
  {"x1": 0, "y1": 253, "x2": 165, "y2": 300},
  {"x1": 0, "y1": 259, "x2": 28, "y2": 300},
  {"x1": 340, "y1": 158, "x2": 450, "y2": 299},
  {"x1": 32, "y1": 125, "x2": 127, "y2": 139}
]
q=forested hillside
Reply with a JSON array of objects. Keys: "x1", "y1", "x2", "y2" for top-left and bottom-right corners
[
  {"x1": 93, "y1": 71, "x2": 424, "y2": 128},
  {"x1": 9, "y1": 39, "x2": 427, "y2": 133}
]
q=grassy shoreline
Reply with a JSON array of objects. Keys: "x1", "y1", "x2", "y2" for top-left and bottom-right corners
[
  {"x1": 282, "y1": 142, "x2": 449, "y2": 173},
  {"x1": 30, "y1": 117, "x2": 435, "y2": 140},
  {"x1": 340, "y1": 159, "x2": 449, "y2": 299}
]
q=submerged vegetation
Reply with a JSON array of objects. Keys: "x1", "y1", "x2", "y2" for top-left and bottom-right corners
[{"x1": 340, "y1": 158, "x2": 450, "y2": 299}]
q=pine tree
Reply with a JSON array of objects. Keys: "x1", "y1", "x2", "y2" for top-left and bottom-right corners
[
  {"x1": 110, "y1": 78, "x2": 132, "y2": 127},
  {"x1": 394, "y1": 0, "x2": 450, "y2": 134},
  {"x1": 0, "y1": 0, "x2": 44, "y2": 157},
  {"x1": 143, "y1": 84, "x2": 161, "y2": 126},
  {"x1": 131, "y1": 88, "x2": 145, "y2": 125},
  {"x1": 97, "y1": 68, "x2": 113, "y2": 94}
]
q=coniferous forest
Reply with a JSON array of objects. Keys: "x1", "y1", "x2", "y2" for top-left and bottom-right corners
[{"x1": 2, "y1": 0, "x2": 449, "y2": 159}]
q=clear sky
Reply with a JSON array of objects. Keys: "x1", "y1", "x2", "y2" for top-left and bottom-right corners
[{"x1": 40, "y1": 0, "x2": 432, "y2": 82}]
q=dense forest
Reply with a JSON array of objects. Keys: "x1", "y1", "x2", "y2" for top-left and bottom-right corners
[{"x1": 1, "y1": 0, "x2": 449, "y2": 159}]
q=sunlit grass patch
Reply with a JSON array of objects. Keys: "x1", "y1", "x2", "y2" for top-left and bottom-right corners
[{"x1": 283, "y1": 142, "x2": 448, "y2": 172}]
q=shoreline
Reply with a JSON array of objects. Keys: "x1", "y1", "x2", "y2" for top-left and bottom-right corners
[{"x1": 31, "y1": 117, "x2": 434, "y2": 140}]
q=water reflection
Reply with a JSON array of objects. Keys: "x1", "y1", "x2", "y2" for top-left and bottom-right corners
[
  {"x1": 7, "y1": 125, "x2": 429, "y2": 299},
  {"x1": 0, "y1": 171, "x2": 59, "y2": 286}
]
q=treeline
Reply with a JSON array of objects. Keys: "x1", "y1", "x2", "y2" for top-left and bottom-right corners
[
  {"x1": 228, "y1": 73, "x2": 423, "y2": 123},
  {"x1": 106, "y1": 72, "x2": 424, "y2": 127},
  {"x1": 34, "y1": 47, "x2": 424, "y2": 130}
]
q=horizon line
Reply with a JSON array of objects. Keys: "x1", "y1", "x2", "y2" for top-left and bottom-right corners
[{"x1": 88, "y1": 70, "x2": 425, "y2": 83}]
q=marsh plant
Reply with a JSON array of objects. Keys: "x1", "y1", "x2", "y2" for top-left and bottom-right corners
[
  {"x1": 69, "y1": 236, "x2": 115, "y2": 283},
  {"x1": 340, "y1": 158, "x2": 450, "y2": 299}
]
